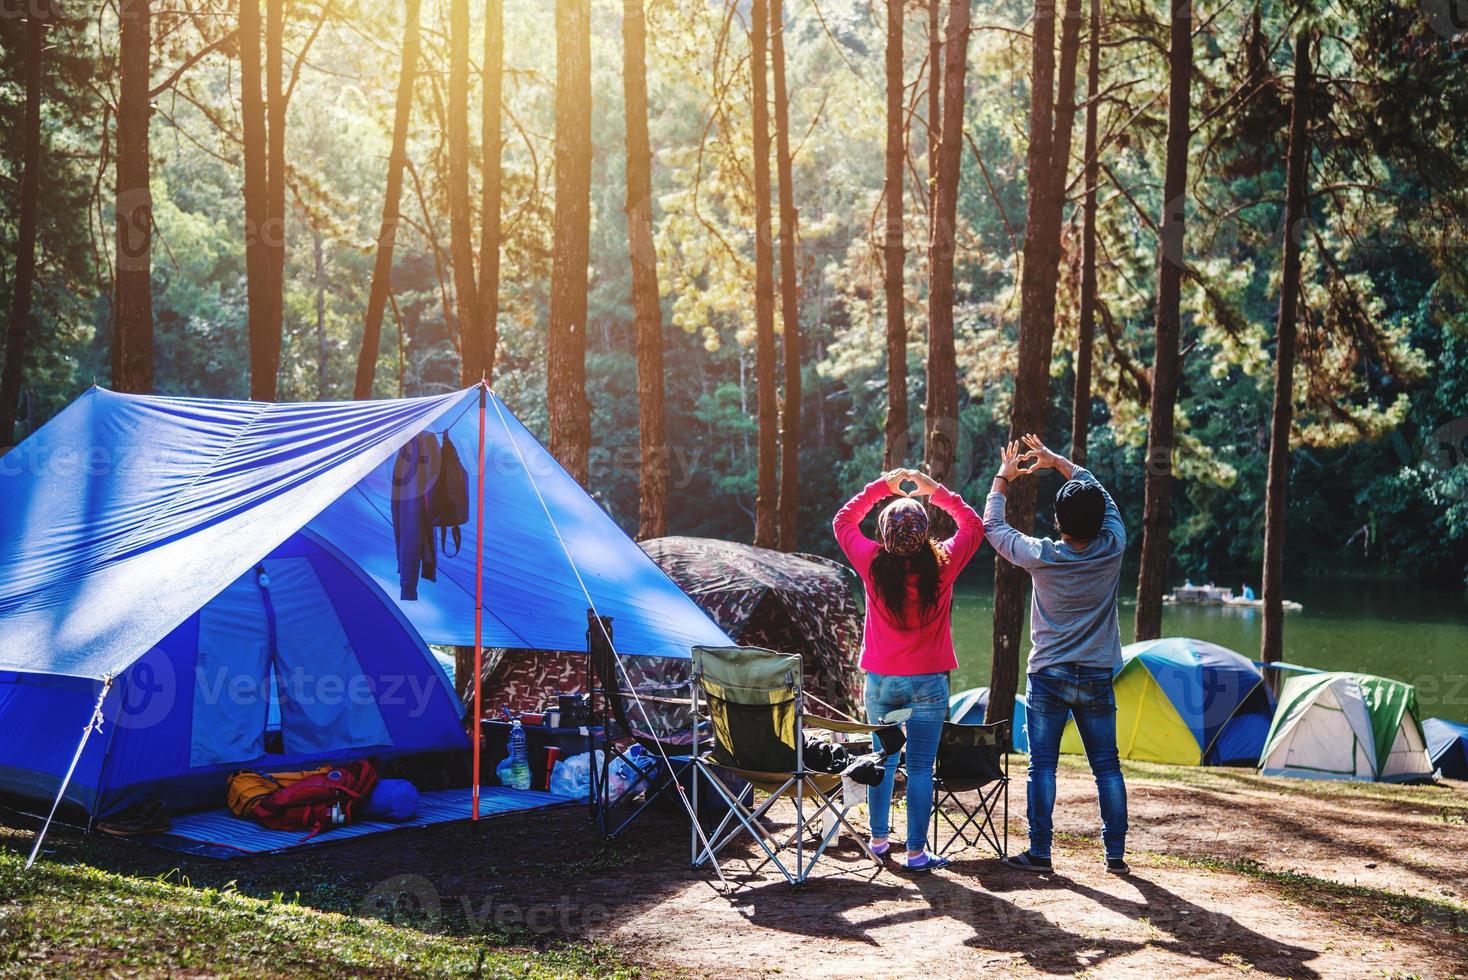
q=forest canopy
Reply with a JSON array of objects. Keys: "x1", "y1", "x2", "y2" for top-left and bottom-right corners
[{"x1": 1, "y1": 0, "x2": 1466, "y2": 600}]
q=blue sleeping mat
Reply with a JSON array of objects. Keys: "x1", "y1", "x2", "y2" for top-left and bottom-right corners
[{"x1": 136, "y1": 787, "x2": 579, "y2": 859}]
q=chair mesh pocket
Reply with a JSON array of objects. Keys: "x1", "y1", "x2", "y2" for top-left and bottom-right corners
[
  {"x1": 936, "y1": 723, "x2": 1006, "y2": 785},
  {"x1": 708, "y1": 694, "x2": 797, "y2": 772}
]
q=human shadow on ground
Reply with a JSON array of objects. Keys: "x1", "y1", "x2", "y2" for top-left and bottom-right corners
[
  {"x1": 727, "y1": 853, "x2": 1322, "y2": 978},
  {"x1": 959, "y1": 861, "x2": 1322, "y2": 977}
]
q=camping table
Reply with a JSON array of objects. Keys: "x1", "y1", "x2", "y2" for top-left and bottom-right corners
[{"x1": 480, "y1": 719, "x2": 616, "y2": 790}]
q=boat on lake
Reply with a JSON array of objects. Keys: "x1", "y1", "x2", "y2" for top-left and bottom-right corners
[{"x1": 1165, "y1": 582, "x2": 1303, "y2": 612}]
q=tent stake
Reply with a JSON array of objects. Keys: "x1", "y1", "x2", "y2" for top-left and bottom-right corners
[
  {"x1": 472, "y1": 383, "x2": 487, "y2": 821},
  {"x1": 27, "y1": 676, "x2": 113, "y2": 869}
]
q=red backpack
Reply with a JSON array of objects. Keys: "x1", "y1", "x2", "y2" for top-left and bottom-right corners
[{"x1": 250, "y1": 759, "x2": 380, "y2": 839}]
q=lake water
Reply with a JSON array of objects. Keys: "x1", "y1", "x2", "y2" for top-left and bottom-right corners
[{"x1": 947, "y1": 571, "x2": 1468, "y2": 724}]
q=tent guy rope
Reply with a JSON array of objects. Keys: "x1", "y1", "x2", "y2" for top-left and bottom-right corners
[
  {"x1": 487, "y1": 396, "x2": 732, "y2": 891},
  {"x1": 27, "y1": 676, "x2": 113, "y2": 869}
]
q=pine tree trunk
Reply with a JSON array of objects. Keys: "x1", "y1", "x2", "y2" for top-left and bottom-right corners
[
  {"x1": 1133, "y1": 0, "x2": 1193, "y2": 642},
  {"x1": 772, "y1": 0, "x2": 802, "y2": 552},
  {"x1": 882, "y1": 0, "x2": 907, "y2": 471},
  {"x1": 354, "y1": 0, "x2": 421, "y2": 400},
  {"x1": 1261, "y1": 29, "x2": 1314, "y2": 678},
  {"x1": 113, "y1": 0, "x2": 153, "y2": 394},
  {"x1": 256, "y1": 0, "x2": 284, "y2": 401},
  {"x1": 478, "y1": 0, "x2": 504, "y2": 383},
  {"x1": 241, "y1": 0, "x2": 268, "y2": 399},
  {"x1": 547, "y1": 0, "x2": 593, "y2": 485},
  {"x1": 624, "y1": 0, "x2": 667, "y2": 540},
  {"x1": 1, "y1": 12, "x2": 45, "y2": 444},
  {"x1": 927, "y1": 0, "x2": 941, "y2": 211},
  {"x1": 988, "y1": 0, "x2": 1084, "y2": 729},
  {"x1": 449, "y1": 0, "x2": 481, "y2": 385},
  {"x1": 314, "y1": 230, "x2": 328, "y2": 398},
  {"x1": 1070, "y1": 0, "x2": 1100, "y2": 465},
  {"x1": 750, "y1": 0, "x2": 779, "y2": 548},
  {"x1": 924, "y1": 0, "x2": 971, "y2": 485}
]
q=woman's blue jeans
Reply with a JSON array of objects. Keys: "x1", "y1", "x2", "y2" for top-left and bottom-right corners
[
  {"x1": 1025, "y1": 663, "x2": 1128, "y2": 861},
  {"x1": 864, "y1": 671, "x2": 949, "y2": 852}
]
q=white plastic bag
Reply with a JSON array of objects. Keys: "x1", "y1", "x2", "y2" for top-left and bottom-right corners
[
  {"x1": 548, "y1": 750, "x2": 597, "y2": 800},
  {"x1": 549, "y1": 750, "x2": 653, "y2": 800}
]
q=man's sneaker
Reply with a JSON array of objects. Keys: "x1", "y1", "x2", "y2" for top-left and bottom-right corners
[
  {"x1": 96, "y1": 800, "x2": 170, "y2": 837},
  {"x1": 1106, "y1": 857, "x2": 1131, "y2": 876},
  {"x1": 1003, "y1": 851, "x2": 1053, "y2": 873}
]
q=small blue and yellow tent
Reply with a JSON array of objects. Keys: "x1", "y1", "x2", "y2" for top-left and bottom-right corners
[{"x1": 1060, "y1": 637, "x2": 1274, "y2": 766}]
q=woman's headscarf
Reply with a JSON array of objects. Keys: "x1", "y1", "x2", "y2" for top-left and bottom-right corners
[{"x1": 877, "y1": 498, "x2": 929, "y2": 556}]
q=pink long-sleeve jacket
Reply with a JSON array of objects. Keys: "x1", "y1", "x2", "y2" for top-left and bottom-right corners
[{"x1": 833, "y1": 480, "x2": 985, "y2": 676}]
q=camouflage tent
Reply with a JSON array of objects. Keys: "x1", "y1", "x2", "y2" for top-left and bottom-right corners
[
  {"x1": 470, "y1": 536, "x2": 864, "y2": 722},
  {"x1": 640, "y1": 537, "x2": 865, "y2": 719}
]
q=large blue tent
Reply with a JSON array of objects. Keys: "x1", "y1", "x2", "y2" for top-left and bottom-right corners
[{"x1": 0, "y1": 386, "x2": 729, "y2": 818}]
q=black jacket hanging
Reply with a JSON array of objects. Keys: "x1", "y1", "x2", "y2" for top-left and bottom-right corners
[{"x1": 391, "y1": 433, "x2": 440, "y2": 600}]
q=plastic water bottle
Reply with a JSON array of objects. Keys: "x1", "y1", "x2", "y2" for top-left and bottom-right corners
[{"x1": 508, "y1": 719, "x2": 532, "y2": 791}]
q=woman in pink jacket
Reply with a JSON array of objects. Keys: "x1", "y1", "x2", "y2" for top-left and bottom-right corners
[{"x1": 833, "y1": 467, "x2": 985, "y2": 871}]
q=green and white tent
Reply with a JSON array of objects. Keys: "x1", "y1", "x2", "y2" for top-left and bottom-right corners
[{"x1": 1259, "y1": 672, "x2": 1433, "y2": 783}]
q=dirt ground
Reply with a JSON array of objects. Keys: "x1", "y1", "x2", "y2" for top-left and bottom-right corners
[{"x1": 11, "y1": 763, "x2": 1468, "y2": 979}]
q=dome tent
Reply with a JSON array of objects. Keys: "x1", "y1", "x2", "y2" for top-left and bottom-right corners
[
  {"x1": 1259, "y1": 672, "x2": 1433, "y2": 783},
  {"x1": 0, "y1": 386, "x2": 729, "y2": 828},
  {"x1": 0, "y1": 531, "x2": 468, "y2": 818},
  {"x1": 949, "y1": 687, "x2": 1029, "y2": 753},
  {"x1": 1059, "y1": 637, "x2": 1275, "y2": 766},
  {"x1": 1424, "y1": 718, "x2": 1468, "y2": 780}
]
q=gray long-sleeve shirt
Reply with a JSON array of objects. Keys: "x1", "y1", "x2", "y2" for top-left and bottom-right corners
[{"x1": 983, "y1": 468, "x2": 1126, "y2": 673}]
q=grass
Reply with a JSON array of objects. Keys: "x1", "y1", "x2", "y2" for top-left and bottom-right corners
[
  {"x1": 0, "y1": 848, "x2": 642, "y2": 979},
  {"x1": 1148, "y1": 851, "x2": 1468, "y2": 938},
  {"x1": 1048, "y1": 754, "x2": 1468, "y2": 815},
  {"x1": 4, "y1": 759, "x2": 1465, "y2": 976}
]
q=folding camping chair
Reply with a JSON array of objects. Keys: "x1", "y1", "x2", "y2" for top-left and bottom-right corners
[
  {"x1": 931, "y1": 720, "x2": 1010, "y2": 858},
  {"x1": 689, "y1": 645, "x2": 885, "y2": 886}
]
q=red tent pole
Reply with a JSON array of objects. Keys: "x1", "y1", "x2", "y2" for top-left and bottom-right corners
[{"x1": 472, "y1": 383, "x2": 487, "y2": 821}]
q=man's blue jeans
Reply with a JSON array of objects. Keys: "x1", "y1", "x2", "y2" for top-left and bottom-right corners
[
  {"x1": 864, "y1": 671, "x2": 948, "y2": 852},
  {"x1": 1024, "y1": 664, "x2": 1128, "y2": 861}
]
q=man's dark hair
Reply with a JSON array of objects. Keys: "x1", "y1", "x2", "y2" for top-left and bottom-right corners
[{"x1": 1054, "y1": 480, "x2": 1104, "y2": 541}]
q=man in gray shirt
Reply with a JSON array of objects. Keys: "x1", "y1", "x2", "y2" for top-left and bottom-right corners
[{"x1": 984, "y1": 434, "x2": 1129, "y2": 875}]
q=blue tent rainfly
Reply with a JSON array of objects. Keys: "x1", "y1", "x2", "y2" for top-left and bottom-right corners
[{"x1": 0, "y1": 386, "x2": 729, "y2": 818}]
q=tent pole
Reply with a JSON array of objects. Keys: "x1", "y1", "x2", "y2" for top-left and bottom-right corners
[
  {"x1": 472, "y1": 383, "x2": 488, "y2": 822},
  {"x1": 27, "y1": 676, "x2": 113, "y2": 869}
]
